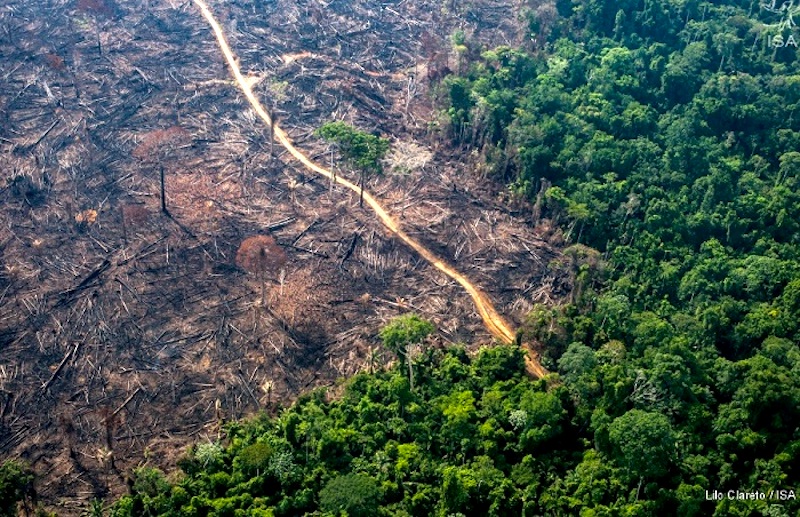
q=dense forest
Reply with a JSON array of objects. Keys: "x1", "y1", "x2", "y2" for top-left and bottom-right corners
[
  {"x1": 3, "y1": 0, "x2": 800, "y2": 515},
  {"x1": 438, "y1": 0, "x2": 800, "y2": 513}
]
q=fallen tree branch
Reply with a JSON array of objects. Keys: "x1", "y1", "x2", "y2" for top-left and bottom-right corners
[
  {"x1": 42, "y1": 342, "x2": 80, "y2": 392},
  {"x1": 112, "y1": 387, "x2": 142, "y2": 417}
]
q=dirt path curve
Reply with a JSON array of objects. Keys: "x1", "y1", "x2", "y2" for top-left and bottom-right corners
[{"x1": 193, "y1": 0, "x2": 546, "y2": 378}]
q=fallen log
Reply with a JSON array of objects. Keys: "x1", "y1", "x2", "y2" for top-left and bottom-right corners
[{"x1": 41, "y1": 342, "x2": 80, "y2": 393}]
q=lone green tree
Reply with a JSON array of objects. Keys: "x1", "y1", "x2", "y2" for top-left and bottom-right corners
[
  {"x1": 316, "y1": 121, "x2": 389, "y2": 207},
  {"x1": 380, "y1": 313, "x2": 435, "y2": 390}
]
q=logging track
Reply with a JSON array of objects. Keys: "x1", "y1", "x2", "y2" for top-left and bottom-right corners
[{"x1": 193, "y1": 0, "x2": 546, "y2": 378}]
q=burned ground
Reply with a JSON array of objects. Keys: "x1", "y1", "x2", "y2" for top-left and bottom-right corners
[{"x1": 0, "y1": 0, "x2": 565, "y2": 512}]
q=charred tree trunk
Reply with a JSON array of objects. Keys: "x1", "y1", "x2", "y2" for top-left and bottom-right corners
[{"x1": 160, "y1": 166, "x2": 169, "y2": 216}]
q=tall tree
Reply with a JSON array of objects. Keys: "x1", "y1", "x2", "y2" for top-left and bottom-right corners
[
  {"x1": 380, "y1": 313, "x2": 435, "y2": 390},
  {"x1": 316, "y1": 121, "x2": 389, "y2": 207}
]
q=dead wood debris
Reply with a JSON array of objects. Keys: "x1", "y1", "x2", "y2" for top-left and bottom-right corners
[{"x1": 0, "y1": 0, "x2": 563, "y2": 514}]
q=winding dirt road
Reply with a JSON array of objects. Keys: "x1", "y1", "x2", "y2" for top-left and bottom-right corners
[{"x1": 193, "y1": 0, "x2": 546, "y2": 378}]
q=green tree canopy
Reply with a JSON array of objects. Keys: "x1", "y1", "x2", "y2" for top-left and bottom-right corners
[
  {"x1": 379, "y1": 313, "x2": 435, "y2": 361},
  {"x1": 316, "y1": 121, "x2": 390, "y2": 206},
  {"x1": 319, "y1": 473, "x2": 381, "y2": 517},
  {"x1": 316, "y1": 121, "x2": 389, "y2": 175},
  {"x1": 608, "y1": 409, "x2": 676, "y2": 481},
  {"x1": 0, "y1": 461, "x2": 34, "y2": 517}
]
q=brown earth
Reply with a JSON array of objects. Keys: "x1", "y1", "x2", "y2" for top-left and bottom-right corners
[{"x1": 0, "y1": 0, "x2": 567, "y2": 513}]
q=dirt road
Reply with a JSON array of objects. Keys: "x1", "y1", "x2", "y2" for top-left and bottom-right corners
[{"x1": 193, "y1": 0, "x2": 546, "y2": 378}]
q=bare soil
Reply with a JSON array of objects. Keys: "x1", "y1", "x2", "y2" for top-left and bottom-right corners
[{"x1": 0, "y1": 0, "x2": 567, "y2": 512}]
